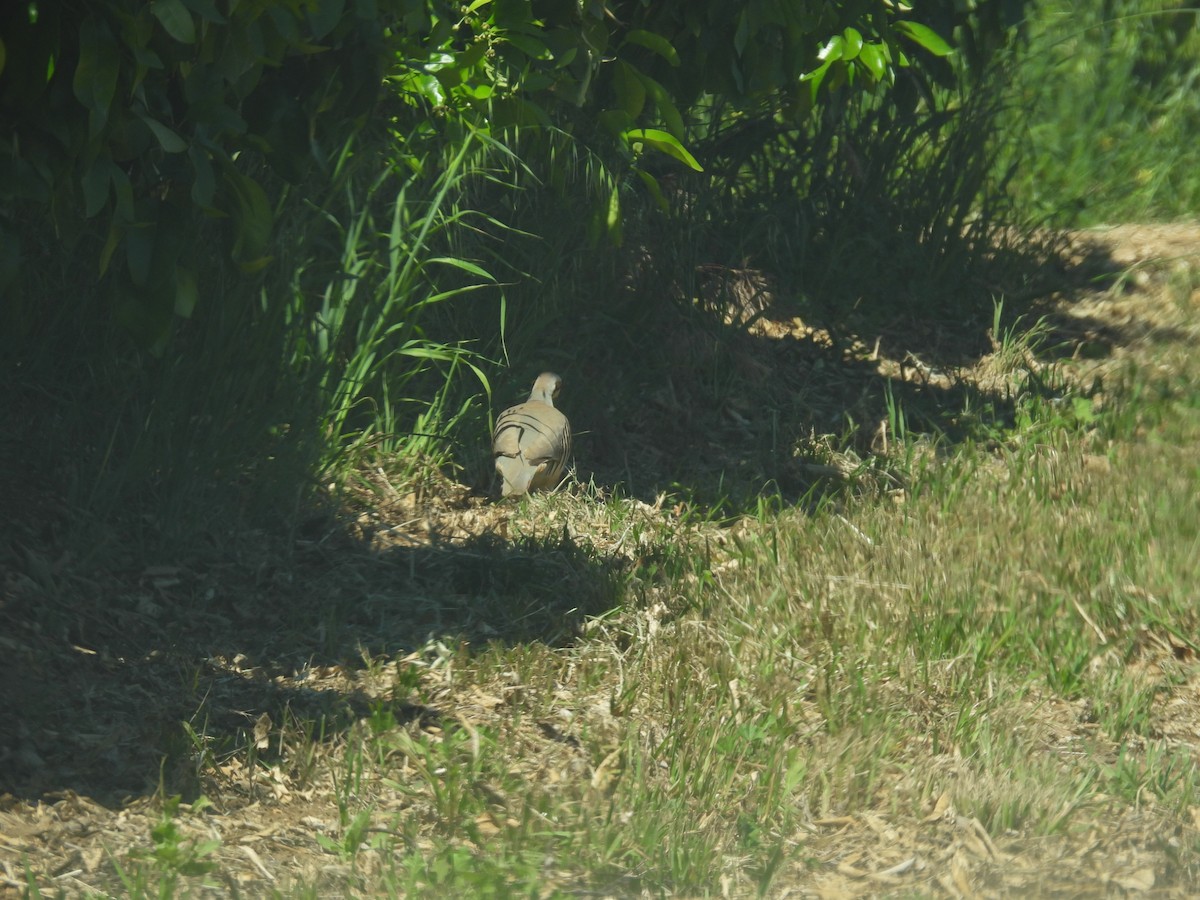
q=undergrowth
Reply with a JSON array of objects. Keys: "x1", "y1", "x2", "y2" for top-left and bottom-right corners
[{"x1": 4, "y1": 4, "x2": 1200, "y2": 898}]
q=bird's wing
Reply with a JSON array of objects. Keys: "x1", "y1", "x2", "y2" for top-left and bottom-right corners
[{"x1": 494, "y1": 403, "x2": 568, "y2": 464}]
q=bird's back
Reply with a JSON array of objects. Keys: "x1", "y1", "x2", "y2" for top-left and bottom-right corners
[{"x1": 492, "y1": 374, "x2": 571, "y2": 496}]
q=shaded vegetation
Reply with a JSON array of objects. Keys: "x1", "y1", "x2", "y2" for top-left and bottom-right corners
[{"x1": 3, "y1": 0, "x2": 1200, "y2": 895}]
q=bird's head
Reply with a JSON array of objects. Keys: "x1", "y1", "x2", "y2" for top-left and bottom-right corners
[{"x1": 531, "y1": 371, "x2": 563, "y2": 405}]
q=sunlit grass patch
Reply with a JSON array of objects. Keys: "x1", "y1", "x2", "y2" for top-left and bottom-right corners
[{"x1": 1006, "y1": 0, "x2": 1200, "y2": 225}]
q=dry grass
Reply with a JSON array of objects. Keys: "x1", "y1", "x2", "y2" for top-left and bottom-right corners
[{"x1": 3, "y1": 225, "x2": 1200, "y2": 897}]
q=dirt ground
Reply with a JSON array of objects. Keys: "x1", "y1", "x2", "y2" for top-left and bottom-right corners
[{"x1": 2, "y1": 223, "x2": 1199, "y2": 897}]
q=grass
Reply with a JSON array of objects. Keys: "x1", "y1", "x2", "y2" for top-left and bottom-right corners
[
  {"x1": 287, "y1": 128, "x2": 503, "y2": 471},
  {"x1": 1006, "y1": 0, "x2": 1200, "y2": 225},
  {"x1": 5, "y1": 235, "x2": 1199, "y2": 897}
]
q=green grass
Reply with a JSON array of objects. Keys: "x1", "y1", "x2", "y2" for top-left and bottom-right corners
[
  {"x1": 17, "y1": 281, "x2": 1189, "y2": 896},
  {"x1": 284, "y1": 129, "x2": 504, "y2": 471},
  {"x1": 1007, "y1": 0, "x2": 1200, "y2": 224},
  {"x1": 374, "y1": 304, "x2": 1194, "y2": 895}
]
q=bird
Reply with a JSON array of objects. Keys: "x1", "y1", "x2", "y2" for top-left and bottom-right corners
[{"x1": 492, "y1": 372, "x2": 572, "y2": 497}]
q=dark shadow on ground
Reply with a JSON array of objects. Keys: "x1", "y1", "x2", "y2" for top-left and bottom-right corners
[
  {"x1": 559, "y1": 229, "x2": 1184, "y2": 512},
  {"x1": 0, "y1": 517, "x2": 626, "y2": 804}
]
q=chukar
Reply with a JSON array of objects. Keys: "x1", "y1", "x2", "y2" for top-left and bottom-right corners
[{"x1": 492, "y1": 372, "x2": 571, "y2": 497}]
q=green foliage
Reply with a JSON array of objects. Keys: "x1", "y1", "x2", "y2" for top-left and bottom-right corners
[
  {"x1": 0, "y1": 0, "x2": 1037, "y2": 547},
  {"x1": 109, "y1": 795, "x2": 221, "y2": 896},
  {"x1": 393, "y1": 0, "x2": 1029, "y2": 250},
  {"x1": 1, "y1": 0, "x2": 387, "y2": 350},
  {"x1": 391, "y1": 0, "x2": 957, "y2": 133},
  {"x1": 1, "y1": 0, "x2": 1009, "y2": 350},
  {"x1": 1006, "y1": 0, "x2": 1200, "y2": 224},
  {"x1": 316, "y1": 807, "x2": 375, "y2": 861},
  {"x1": 281, "y1": 129, "x2": 498, "y2": 466}
]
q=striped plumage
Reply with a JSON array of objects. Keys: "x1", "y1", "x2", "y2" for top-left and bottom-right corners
[{"x1": 492, "y1": 372, "x2": 571, "y2": 497}]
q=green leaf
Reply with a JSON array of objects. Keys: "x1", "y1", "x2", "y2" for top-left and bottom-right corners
[
  {"x1": 238, "y1": 255, "x2": 275, "y2": 274},
  {"x1": 152, "y1": 0, "x2": 196, "y2": 44},
  {"x1": 605, "y1": 181, "x2": 621, "y2": 246},
  {"x1": 638, "y1": 71, "x2": 685, "y2": 140},
  {"x1": 111, "y1": 166, "x2": 135, "y2": 223},
  {"x1": 624, "y1": 128, "x2": 703, "y2": 172},
  {"x1": 519, "y1": 70, "x2": 555, "y2": 92},
  {"x1": 82, "y1": 159, "x2": 113, "y2": 218},
  {"x1": 405, "y1": 282, "x2": 492, "y2": 307},
  {"x1": 633, "y1": 167, "x2": 669, "y2": 213},
  {"x1": 857, "y1": 43, "x2": 888, "y2": 81},
  {"x1": 182, "y1": 0, "x2": 227, "y2": 22},
  {"x1": 800, "y1": 58, "x2": 833, "y2": 101},
  {"x1": 426, "y1": 257, "x2": 496, "y2": 280},
  {"x1": 489, "y1": 97, "x2": 550, "y2": 127},
  {"x1": 131, "y1": 45, "x2": 164, "y2": 70},
  {"x1": 398, "y1": 72, "x2": 445, "y2": 106},
  {"x1": 841, "y1": 27, "x2": 863, "y2": 61},
  {"x1": 221, "y1": 168, "x2": 273, "y2": 267},
  {"x1": 503, "y1": 32, "x2": 553, "y2": 61},
  {"x1": 622, "y1": 29, "x2": 680, "y2": 66},
  {"x1": 456, "y1": 41, "x2": 487, "y2": 70},
  {"x1": 734, "y1": 11, "x2": 751, "y2": 57},
  {"x1": 188, "y1": 98, "x2": 247, "y2": 134},
  {"x1": 139, "y1": 115, "x2": 188, "y2": 152},
  {"x1": 99, "y1": 223, "x2": 121, "y2": 276},
  {"x1": 73, "y1": 17, "x2": 119, "y2": 137},
  {"x1": 817, "y1": 34, "x2": 844, "y2": 64},
  {"x1": 893, "y1": 21, "x2": 953, "y2": 57},
  {"x1": 306, "y1": 0, "x2": 344, "y2": 40},
  {"x1": 613, "y1": 61, "x2": 645, "y2": 119},
  {"x1": 397, "y1": 342, "x2": 457, "y2": 360},
  {"x1": 598, "y1": 108, "x2": 634, "y2": 138},
  {"x1": 422, "y1": 51, "x2": 457, "y2": 73},
  {"x1": 174, "y1": 266, "x2": 197, "y2": 317}
]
